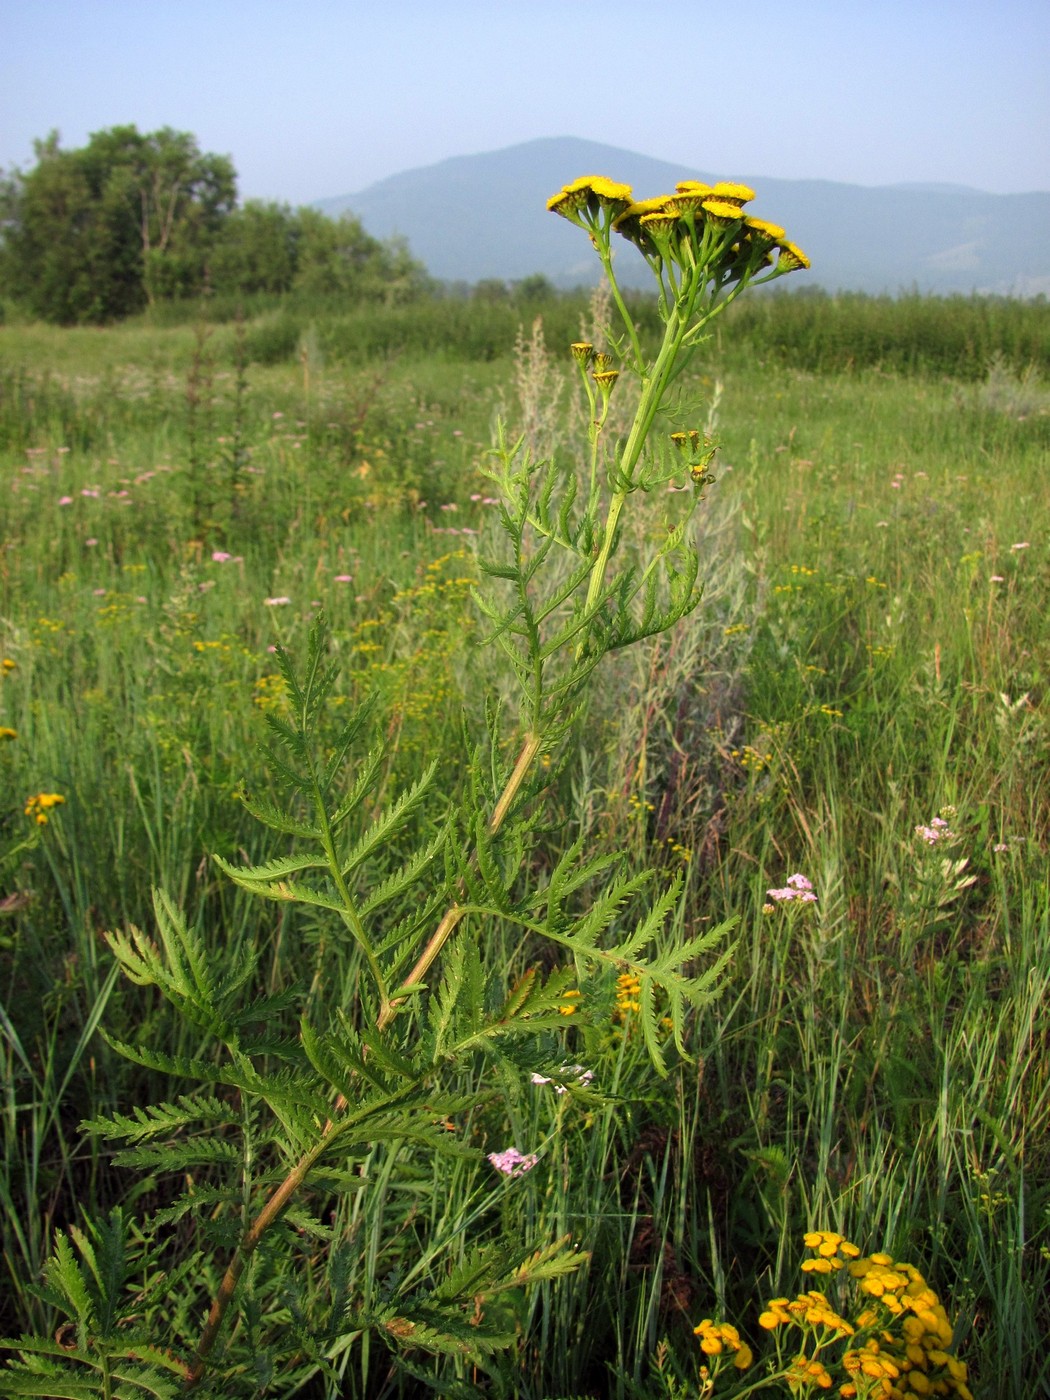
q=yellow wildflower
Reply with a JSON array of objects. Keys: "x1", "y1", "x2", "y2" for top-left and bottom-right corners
[
  {"x1": 559, "y1": 988, "x2": 581, "y2": 1016},
  {"x1": 776, "y1": 240, "x2": 812, "y2": 271},
  {"x1": 710, "y1": 181, "x2": 756, "y2": 204},
  {"x1": 24, "y1": 792, "x2": 65, "y2": 825},
  {"x1": 615, "y1": 971, "x2": 642, "y2": 1017},
  {"x1": 693, "y1": 1319, "x2": 752, "y2": 1368},
  {"x1": 700, "y1": 198, "x2": 746, "y2": 223},
  {"x1": 612, "y1": 197, "x2": 673, "y2": 252},
  {"x1": 547, "y1": 175, "x2": 633, "y2": 219},
  {"x1": 0, "y1": 726, "x2": 16, "y2": 741},
  {"x1": 744, "y1": 215, "x2": 787, "y2": 240},
  {"x1": 570, "y1": 341, "x2": 594, "y2": 366}
]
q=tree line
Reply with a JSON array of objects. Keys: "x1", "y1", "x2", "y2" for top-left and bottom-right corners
[{"x1": 0, "y1": 126, "x2": 426, "y2": 324}]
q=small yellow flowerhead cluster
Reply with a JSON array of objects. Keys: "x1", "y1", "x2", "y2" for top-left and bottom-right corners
[
  {"x1": 559, "y1": 987, "x2": 581, "y2": 1016},
  {"x1": 24, "y1": 792, "x2": 65, "y2": 825},
  {"x1": 671, "y1": 428, "x2": 718, "y2": 488},
  {"x1": 750, "y1": 1235, "x2": 972, "y2": 1400},
  {"x1": 694, "y1": 1318, "x2": 753, "y2": 1370},
  {"x1": 546, "y1": 175, "x2": 634, "y2": 224},
  {"x1": 621, "y1": 180, "x2": 806, "y2": 279},
  {"x1": 253, "y1": 672, "x2": 292, "y2": 714},
  {"x1": 614, "y1": 971, "x2": 642, "y2": 1018},
  {"x1": 548, "y1": 174, "x2": 809, "y2": 303},
  {"x1": 0, "y1": 726, "x2": 16, "y2": 741},
  {"x1": 800, "y1": 1230, "x2": 863, "y2": 1274}
]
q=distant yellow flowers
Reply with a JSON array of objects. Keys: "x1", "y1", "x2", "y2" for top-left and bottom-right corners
[
  {"x1": 558, "y1": 987, "x2": 581, "y2": 1016},
  {"x1": 25, "y1": 792, "x2": 65, "y2": 824},
  {"x1": 615, "y1": 971, "x2": 641, "y2": 1017}
]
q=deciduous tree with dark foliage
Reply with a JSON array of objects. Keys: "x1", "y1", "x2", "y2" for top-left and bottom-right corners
[{"x1": 0, "y1": 125, "x2": 425, "y2": 324}]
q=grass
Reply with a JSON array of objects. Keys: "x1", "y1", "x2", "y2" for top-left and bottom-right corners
[{"x1": 1, "y1": 293, "x2": 1048, "y2": 1397}]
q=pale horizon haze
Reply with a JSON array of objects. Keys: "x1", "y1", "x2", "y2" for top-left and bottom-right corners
[{"x1": 2, "y1": 0, "x2": 1048, "y2": 204}]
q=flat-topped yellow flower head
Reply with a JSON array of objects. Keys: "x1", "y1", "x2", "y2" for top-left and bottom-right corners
[
  {"x1": 744, "y1": 215, "x2": 786, "y2": 241},
  {"x1": 776, "y1": 240, "x2": 811, "y2": 271},
  {"x1": 547, "y1": 175, "x2": 634, "y2": 221},
  {"x1": 700, "y1": 197, "x2": 747, "y2": 223},
  {"x1": 710, "y1": 181, "x2": 755, "y2": 205},
  {"x1": 612, "y1": 196, "x2": 676, "y2": 256}
]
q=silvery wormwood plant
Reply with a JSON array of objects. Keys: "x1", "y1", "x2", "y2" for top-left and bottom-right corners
[{"x1": 1, "y1": 175, "x2": 810, "y2": 1398}]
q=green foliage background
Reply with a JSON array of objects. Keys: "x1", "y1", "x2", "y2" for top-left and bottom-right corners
[{"x1": 0, "y1": 283, "x2": 1048, "y2": 1397}]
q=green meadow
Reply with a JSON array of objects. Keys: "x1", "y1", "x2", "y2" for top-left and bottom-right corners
[{"x1": 1, "y1": 289, "x2": 1048, "y2": 1398}]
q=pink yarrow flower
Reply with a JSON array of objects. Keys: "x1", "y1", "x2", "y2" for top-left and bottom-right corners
[
  {"x1": 766, "y1": 873, "x2": 818, "y2": 903},
  {"x1": 915, "y1": 816, "x2": 955, "y2": 845},
  {"x1": 487, "y1": 1146, "x2": 539, "y2": 1177},
  {"x1": 264, "y1": 596, "x2": 291, "y2": 607}
]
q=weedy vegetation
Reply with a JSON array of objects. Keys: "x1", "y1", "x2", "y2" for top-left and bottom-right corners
[{"x1": 0, "y1": 175, "x2": 1047, "y2": 1399}]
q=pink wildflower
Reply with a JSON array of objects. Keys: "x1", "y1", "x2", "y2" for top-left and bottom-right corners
[
  {"x1": 915, "y1": 816, "x2": 955, "y2": 845},
  {"x1": 766, "y1": 874, "x2": 818, "y2": 903},
  {"x1": 487, "y1": 1147, "x2": 539, "y2": 1177}
]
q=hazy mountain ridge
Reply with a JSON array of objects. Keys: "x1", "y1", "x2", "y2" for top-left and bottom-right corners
[{"x1": 316, "y1": 137, "x2": 1050, "y2": 297}]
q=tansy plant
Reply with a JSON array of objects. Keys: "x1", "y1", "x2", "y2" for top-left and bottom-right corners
[
  {"x1": 661, "y1": 1234, "x2": 972, "y2": 1400},
  {"x1": 1, "y1": 175, "x2": 810, "y2": 1398}
]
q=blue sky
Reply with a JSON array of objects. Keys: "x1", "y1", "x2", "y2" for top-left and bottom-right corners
[{"x1": 2, "y1": 0, "x2": 1048, "y2": 202}]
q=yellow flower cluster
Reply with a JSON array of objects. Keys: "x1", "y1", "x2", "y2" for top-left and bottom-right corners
[
  {"x1": 549, "y1": 175, "x2": 808, "y2": 282},
  {"x1": 694, "y1": 1318, "x2": 753, "y2": 1369},
  {"x1": 253, "y1": 672, "x2": 292, "y2": 714},
  {"x1": 759, "y1": 1289, "x2": 854, "y2": 1335},
  {"x1": 0, "y1": 726, "x2": 16, "y2": 741},
  {"x1": 615, "y1": 971, "x2": 642, "y2": 1017},
  {"x1": 547, "y1": 175, "x2": 809, "y2": 299},
  {"x1": 24, "y1": 792, "x2": 65, "y2": 825},
  {"x1": 751, "y1": 1235, "x2": 972, "y2": 1399},
  {"x1": 559, "y1": 988, "x2": 581, "y2": 1016}
]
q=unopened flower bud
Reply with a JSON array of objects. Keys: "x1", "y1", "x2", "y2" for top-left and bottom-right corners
[{"x1": 571, "y1": 341, "x2": 594, "y2": 366}]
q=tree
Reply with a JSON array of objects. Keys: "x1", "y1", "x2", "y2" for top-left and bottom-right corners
[
  {"x1": 0, "y1": 126, "x2": 428, "y2": 323},
  {"x1": 0, "y1": 126, "x2": 235, "y2": 322},
  {"x1": 209, "y1": 200, "x2": 300, "y2": 296}
]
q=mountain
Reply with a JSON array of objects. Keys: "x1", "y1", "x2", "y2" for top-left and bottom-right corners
[{"x1": 316, "y1": 137, "x2": 1050, "y2": 297}]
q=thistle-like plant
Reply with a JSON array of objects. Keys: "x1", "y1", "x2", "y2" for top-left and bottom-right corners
[{"x1": 1, "y1": 174, "x2": 811, "y2": 1397}]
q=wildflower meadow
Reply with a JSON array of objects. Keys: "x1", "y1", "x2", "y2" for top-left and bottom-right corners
[{"x1": 0, "y1": 176, "x2": 1048, "y2": 1399}]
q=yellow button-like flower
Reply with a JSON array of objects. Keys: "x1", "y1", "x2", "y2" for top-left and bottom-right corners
[
  {"x1": 24, "y1": 792, "x2": 65, "y2": 824},
  {"x1": 744, "y1": 214, "x2": 786, "y2": 236},
  {"x1": 710, "y1": 181, "x2": 756, "y2": 204},
  {"x1": 547, "y1": 176, "x2": 633, "y2": 219},
  {"x1": 701, "y1": 198, "x2": 746, "y2": 223},
  {"x1": 559, "y1": 988, "x2": 581, "y2": 1016},
  {"x1": 776, "y1": 240, "x2": 812, "y2": 271}
]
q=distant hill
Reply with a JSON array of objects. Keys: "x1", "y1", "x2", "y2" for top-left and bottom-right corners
[{"x1": 316, "y1": 137, "x2": 1050, "y2": 297}]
